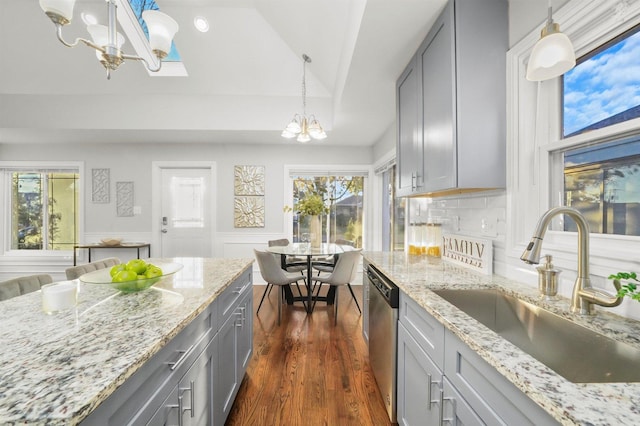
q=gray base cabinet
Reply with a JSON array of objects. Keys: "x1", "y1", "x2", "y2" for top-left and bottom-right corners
[
  {"x1": 397, "y1": 291, "x2": 559, "y2": 426},
  {"x1": 81, "y1": 270, "x2": 253, "y2": 426}
]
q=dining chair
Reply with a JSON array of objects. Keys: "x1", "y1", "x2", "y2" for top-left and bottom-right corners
[
  {"x1": 268, "y1": 238, "x2": 306, "y2": 273},
  {"x1": 312, "y1": 238, "x2": 355, "y2": 274},
  {"x1": 0, "y1": 274, "x2": 53, "y2": 301},
  {"x1": 311, "y1": 249, "x2": 362, "y2": 324},
  {"x1": 254, "y1": 249, "x2": 305, "y2": 325},
  {"x1": 65, "y1": 257, "x2": 120, "y2": 280}
]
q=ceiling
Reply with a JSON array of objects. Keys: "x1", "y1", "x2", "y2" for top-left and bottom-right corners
[{"x1": 0, "y1": 0, "x2": 448, "y2": 147}]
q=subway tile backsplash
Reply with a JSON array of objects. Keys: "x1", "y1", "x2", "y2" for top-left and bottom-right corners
[{"x1": 409, "y1": 190, "x2": 507, "y2": 245}]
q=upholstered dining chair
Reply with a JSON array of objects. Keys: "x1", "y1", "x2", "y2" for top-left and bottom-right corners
[
  {"x1": 268, "y1": 238, "x2": 306, "y2": 273},
  {"x1": 65, "y1": 257, "x2": 120, "y2": 280},
  {"x1": 0, "y1": 274, "x2": 53, "y2": 301},
  {"x1": 254, "y1": 249, "x2": 305, "y2": 325},
  {"x1": 312, "y1": 238, "x2": 355, "y2": 273},
  {"x1": 311, "y1": 249, "x2": 362, "y2": 324}
]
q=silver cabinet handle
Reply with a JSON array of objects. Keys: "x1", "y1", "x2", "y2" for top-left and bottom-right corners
[
  {"x1": 179, "y1": 380, "x2": 195, "y2": 419},
  {"x1": 427, "y1": 373, "x2": 441, "y2": 410},
  {"x1": 439, "y1": 391, "x2": 455, "y2": 426},
  {"x1": 166, "y1": 344, "x2": 195, "y2": 371},
  {"x1": 161, "y1": 229, "x2": 168, "y2": 233}
]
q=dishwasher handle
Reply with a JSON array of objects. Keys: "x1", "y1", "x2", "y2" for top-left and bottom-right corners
[{"x1": 367, "y1": 266, "x2": 399, "y2": 308}]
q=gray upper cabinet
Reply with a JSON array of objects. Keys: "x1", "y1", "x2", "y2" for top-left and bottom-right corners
[
  {"x1": 397, "y1": 0, "x2": 507, "y2": 196},
  {"x1": 396, "y1": 57, "x2": 422, "y2": 197}
]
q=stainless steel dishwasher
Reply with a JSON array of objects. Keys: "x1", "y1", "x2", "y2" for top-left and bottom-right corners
[{"x1": 366, "y1": 264, "x2": 399, "y2": 423}]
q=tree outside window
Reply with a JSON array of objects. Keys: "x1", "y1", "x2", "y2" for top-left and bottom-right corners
[
  {"x1": 11, "y1": 172, "x2": 78, "y2": 251},
  {"x1": 291, "y1": 175, "x2": 364, "y2": 247}
]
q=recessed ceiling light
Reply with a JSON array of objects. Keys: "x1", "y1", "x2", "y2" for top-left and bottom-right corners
[
  {"x1": 81, "y1": 12, "x2": 98, "y2": 26},
  {"x1": 194, "y1": 16, "x2": 209, "y2": 33}
]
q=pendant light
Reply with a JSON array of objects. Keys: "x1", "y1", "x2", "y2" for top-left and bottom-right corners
[
  {"x1": 282, "y1": 54, "x2": 327, "y2": 143},
  {"x1": 526, "y1": 1, "x2": 576, "y2": 81}
]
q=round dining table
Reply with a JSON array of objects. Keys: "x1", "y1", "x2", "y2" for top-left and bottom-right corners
[{"x1": 266, "y1": 242, "x2": 349, "y2": 313}]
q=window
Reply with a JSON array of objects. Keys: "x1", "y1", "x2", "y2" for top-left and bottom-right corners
[
  {"x1": 563, "y1": 25, "x2": 640, "y2": 137},
  {"x1": 562, "y1": 138, "x2": 640, "y2": 235},
  {"x1": 289, "y1": 172, "x2": 365, "y2": 248},
  {"x1": 557, "y1": 22, "x2": 640, "y2": 237},
  {"x1": 3, "y1": 166, "x2": 79, "y2": 253}
]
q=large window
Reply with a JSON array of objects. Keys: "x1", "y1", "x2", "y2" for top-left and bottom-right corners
[
  {"x1": 558, "y1": 21, "x2": 640, "y2": 237},
  {"x1": 381, "y1": 165, "x2": 405, "y2": 251},
  {"x1": 5, "y1": 168, "x2": 79, "y2": 252},
  {"x1": 290, "y1": 174, "x2": 364, "y2": 248}
]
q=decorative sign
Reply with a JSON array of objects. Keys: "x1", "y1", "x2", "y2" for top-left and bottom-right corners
[{"x1": 442, "y1": 234, "x2": 493, "y2": 275}]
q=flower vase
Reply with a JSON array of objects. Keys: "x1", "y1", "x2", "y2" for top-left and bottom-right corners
[{"x1": 309, "y1": 215, "x2": 322, "y2": 248}]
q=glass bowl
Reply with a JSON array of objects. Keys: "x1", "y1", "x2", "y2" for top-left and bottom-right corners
[{"x1": 79, "y1": 262, "x2": 183, "y2": 293}]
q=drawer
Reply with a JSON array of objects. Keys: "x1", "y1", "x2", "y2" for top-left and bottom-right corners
[
  {"x1": 444, "y1": 330, "x2": 559, "y2": 426},
  {"x1": 218, "y1": 269, "x2": 252, "y2": 325},
  {"x1": 399, "y1": 291, "x2": 445, "y2": 368}
]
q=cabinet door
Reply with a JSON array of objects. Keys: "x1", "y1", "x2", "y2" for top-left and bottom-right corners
[
  {"x1": 396, "y1": 56, "x2": 421, "y2": 196},
  {"x1": 179, "y1": 337, "x2": 217, "y2": 426},
  {"x1": 216, "y1": 311, "x2": 239, "y2": 422},
  {"x1": 236, "y1": 291, "x2": 253, "y2": 375},
  {"x1": 397, "y1": 323, "x2": 441, "y2": 426},
  {"x1": 420, "y1": 0, "x2": 456, "y2": 193}
]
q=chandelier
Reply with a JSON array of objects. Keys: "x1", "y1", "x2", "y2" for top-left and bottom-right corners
[
  {"x1": 39, "y1": 0, "x2": 179, "y2": 80},
  {"x1": 282, "y1": 54, "x2": 327, "y2": 143}
]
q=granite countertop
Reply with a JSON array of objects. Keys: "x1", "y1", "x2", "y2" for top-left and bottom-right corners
[
  {"x1": 0, "y1": 257, "x2": 253, "y2": 425},
  {"x1": 363, "y1": 251, "x2": 640, "y2": 426}
]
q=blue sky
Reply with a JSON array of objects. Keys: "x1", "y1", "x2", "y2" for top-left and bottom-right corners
[{"x1": 563, "y1": 30, "x2": 640, "y2": 136}]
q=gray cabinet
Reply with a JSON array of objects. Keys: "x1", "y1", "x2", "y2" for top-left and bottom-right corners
[
  {"x1": 397, "y1": 290, "x2": 559, "y2": 426},
  {"x1": 396, "y1": 57, "x2": 422, "y2": 197},
  {"x1": 80, "y1": 269, "x2": 253, "y2": 426},
  {"x1": 148, "y1": 336, "x2": 217, "y2": 426},
  {"x1": 396, "y1": 0, "x2": 507, "y2": 196},
  {"x1": 216, "y1": 272, "x2": 253, "y2": 423},
  {"x1": 397, "y1": 322, "x2": 441, "y2": 425}
]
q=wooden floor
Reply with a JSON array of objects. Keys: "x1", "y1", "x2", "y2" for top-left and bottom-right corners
[{"x1": 225, "y1": 284, "x2": 391, "y2": 426}]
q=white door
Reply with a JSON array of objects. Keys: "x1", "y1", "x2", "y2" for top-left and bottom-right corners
[{"x1": 159, "y1": 168, "x2": 213, "y2": 257}]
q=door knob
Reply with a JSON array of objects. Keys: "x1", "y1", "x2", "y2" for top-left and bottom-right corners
[{"x1": 161, "y1": 229, "x2": 168, "y2": 233}]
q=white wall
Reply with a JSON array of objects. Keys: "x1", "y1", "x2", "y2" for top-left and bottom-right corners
[{"x1": 0, "y1": 142, "x2": 372, "y2": 280}]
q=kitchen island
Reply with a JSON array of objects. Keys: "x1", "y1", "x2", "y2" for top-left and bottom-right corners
[
  {"x1": 0, "y1": 257, "x2": 253, "y2": 425},
  {"x1": 364, "y1": 251, "x2": 640, "y2": 426}
]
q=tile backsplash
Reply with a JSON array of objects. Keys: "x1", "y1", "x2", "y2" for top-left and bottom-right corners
[{"x1": 408, "y1": 190, "x2": 507, "y2": 264}]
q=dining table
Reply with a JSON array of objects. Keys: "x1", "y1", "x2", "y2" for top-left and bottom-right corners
[{"x1": 266, "y1": 242, "x2": 350, "y2": 313}]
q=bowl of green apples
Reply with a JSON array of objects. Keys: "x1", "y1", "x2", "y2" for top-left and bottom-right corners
[{"x1": 79, "y1": 259, "x2": 183, "y2": 292}]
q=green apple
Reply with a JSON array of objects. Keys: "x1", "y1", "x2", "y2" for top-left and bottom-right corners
[
  {"x1": 113, "y1": 269, "x2": 138, "y2": 282},
  {"x1": 145, "y1": 265, "x2": 163, "y2": 279},
  {"x1": 126, "y1": 259, "x2": 148, "y2": 275},
  {"x1": 109, "y1": 264, "x2": 127, "y2": 278}
]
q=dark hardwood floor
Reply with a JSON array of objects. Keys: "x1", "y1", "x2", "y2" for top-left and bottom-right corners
[{"x1": 225, "y1": 284, "x2": 391, "y2": 426}]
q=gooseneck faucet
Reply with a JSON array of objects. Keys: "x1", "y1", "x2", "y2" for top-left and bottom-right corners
[{"x1": 521, "y1": 206, "x2": 622, "y2": 315}]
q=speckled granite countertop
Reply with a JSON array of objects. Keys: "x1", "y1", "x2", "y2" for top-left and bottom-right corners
[
  {"x1": 363, "y1": 251, "x2": 640, "y2": 426},
  {"x1": 0, "y1": 257, "x2": 253, "y2": 425}
]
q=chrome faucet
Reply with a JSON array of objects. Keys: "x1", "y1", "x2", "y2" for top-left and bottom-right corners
[{"x1": 521, "y1": 206, "x2": 623, "y2": 315}]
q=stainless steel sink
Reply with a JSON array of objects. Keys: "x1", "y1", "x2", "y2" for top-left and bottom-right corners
[{"x1": 433, "y1": 289, "x2": 640, "y2": 383}]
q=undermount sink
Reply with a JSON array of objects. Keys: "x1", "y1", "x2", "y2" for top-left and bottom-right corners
[{"x1": 433, "y1": 289, "x2": 640, "y2": 383}]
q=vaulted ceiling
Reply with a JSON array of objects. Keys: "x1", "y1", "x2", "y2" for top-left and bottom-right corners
[{"x1": 0, "y1": 0, "x2": 448, "y2": 146}]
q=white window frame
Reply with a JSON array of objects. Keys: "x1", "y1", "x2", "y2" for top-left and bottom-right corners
[
  {"x1": 283, "y1": 164, "x2": 373, "y2": 250},
  {"x1": 507, "y1": 0, "x2": 640, "y2": 280},
  {"x1": 0, "y1": 161, "x2": 84, "y2": 260}
]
